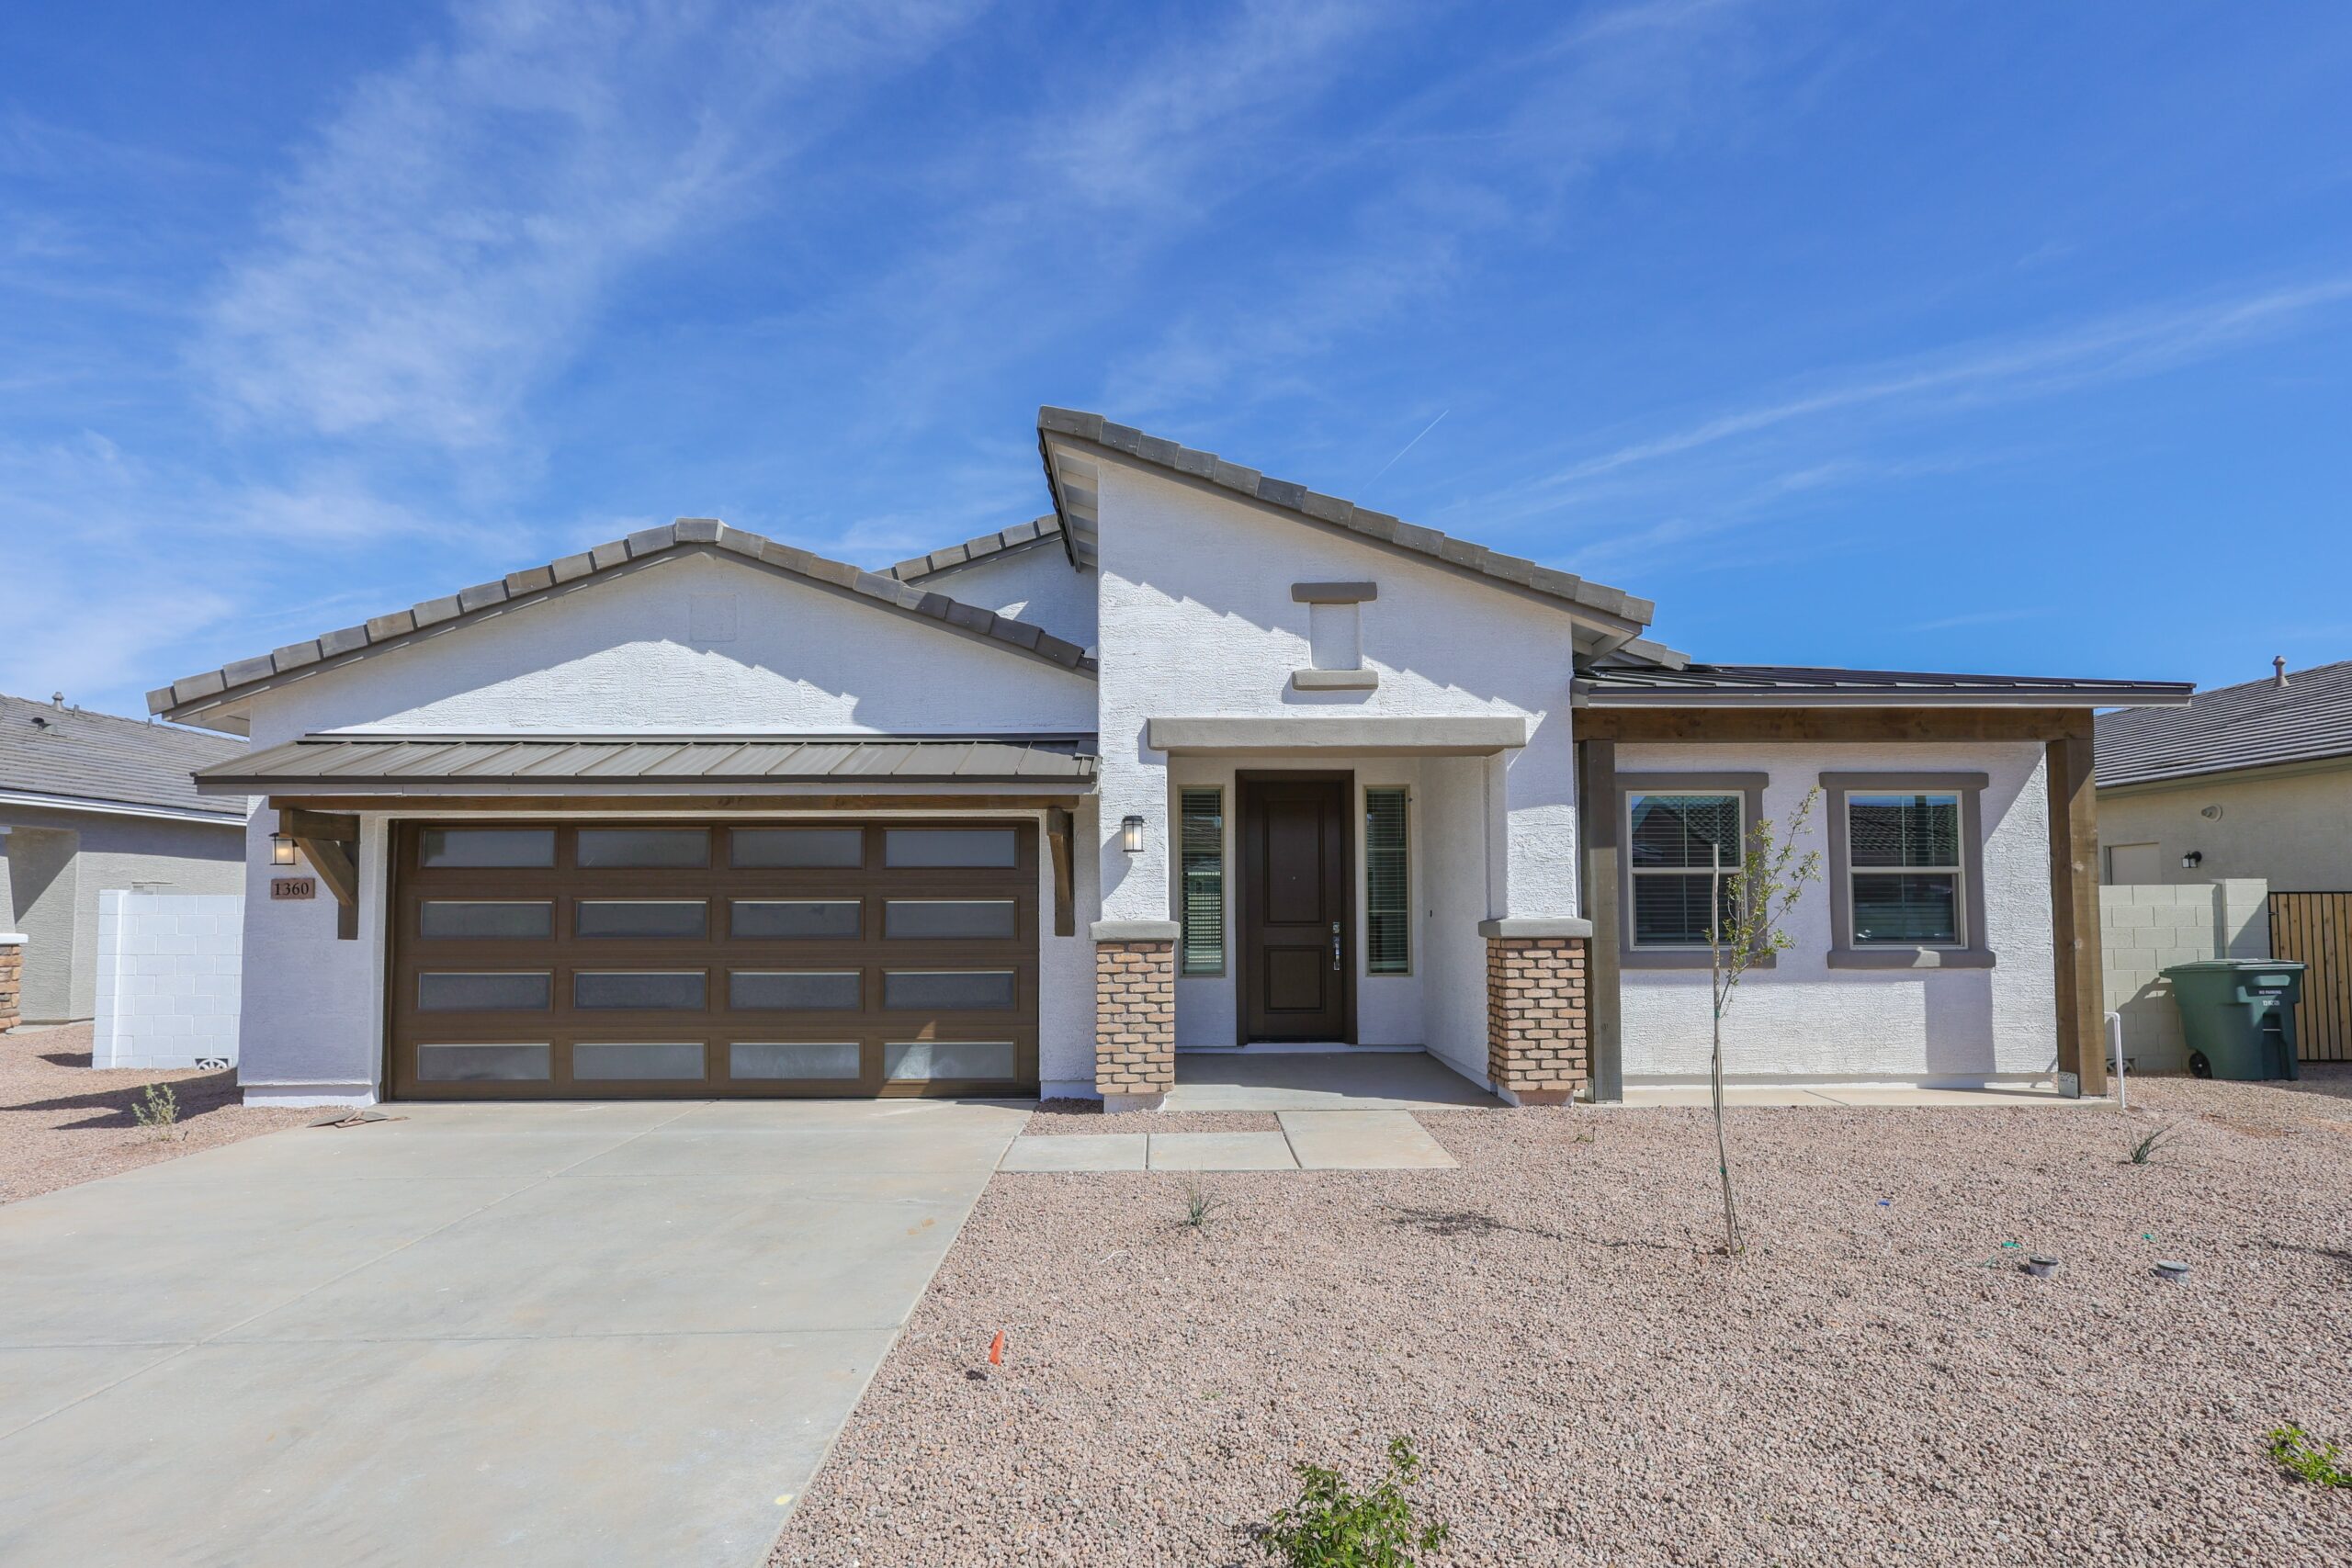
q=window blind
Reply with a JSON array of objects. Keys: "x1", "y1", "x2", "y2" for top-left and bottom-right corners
[
  {"x1": 1365, "y1": 787, "x2": 1410, "y2": 975},
  {"x1": 1178, "y1": 789, "x2": 1225, "y2": 976}
]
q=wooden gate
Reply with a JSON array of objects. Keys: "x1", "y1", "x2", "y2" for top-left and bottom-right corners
[{"x1": 2267, "y1": 893, "x2": 2352, "y2": 1063}]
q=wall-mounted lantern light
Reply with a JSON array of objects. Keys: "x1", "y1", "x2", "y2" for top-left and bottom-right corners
[
  {"x1": 2180, "y1": 850, "x2": 2203, "y2": 870},
  {"x1": 1120, "y1": 815, "x2": 1145, "y2": 853},
  {"x1": 271, "y1": 835, "x2": 299, "y2": 866}
]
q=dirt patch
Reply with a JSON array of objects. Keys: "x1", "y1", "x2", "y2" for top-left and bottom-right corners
[
  {"x1": 774, "y1": 1071, "x2": 2352, "y2": 1566},
  {"x1": 1028, "y1": 1099, "x2": 1280, "y2": 1136},
  {"x1": 0, "y1": 1022, "x2": 311, "y2": 1204}
]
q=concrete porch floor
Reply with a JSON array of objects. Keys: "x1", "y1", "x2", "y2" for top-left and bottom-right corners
[{"x1": 1165, "y1": 1048, "x2": 1502, "y2": 1111}]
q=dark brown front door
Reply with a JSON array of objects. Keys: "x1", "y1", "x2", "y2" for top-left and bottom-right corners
[{"x1": 1238, "y1": 773, "x2": 1352, "y2": 1043}]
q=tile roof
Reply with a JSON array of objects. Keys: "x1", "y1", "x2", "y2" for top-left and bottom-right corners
[
  {"x1": 888, "y1": 514, "x2": 1068, "y2": 582},
  {"x1": 1577, "y1": 662, "x2": 2193, "y2": 708},
  {"x1": 1035, "y1": 408, "x2": 1655, "y2": 631},
  {"x1": 149, "y1": 519, "x2": 1097, "y2": 729},
  {"x1": 2096, "y1": 659, "x2": 2352, "y2": 788},
  {"x1": 197, "y1": 733, "x2": 1098, "y2": 795},
  {"x1": 0, "y1": 693, "x2": 247, "y2": 819}
]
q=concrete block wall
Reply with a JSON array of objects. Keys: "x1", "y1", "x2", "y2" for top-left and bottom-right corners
[
  {"x1": 91, "y1": 892, "x2": 244, "y2": 1070},
  {"x1": 2099, "y1": 878, "x2": 2267, "y2": 1073}
]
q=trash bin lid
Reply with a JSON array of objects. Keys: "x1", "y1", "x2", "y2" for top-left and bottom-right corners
[{"x1": 2158, "y1": 960, "x2": 2305, "y2": 976}]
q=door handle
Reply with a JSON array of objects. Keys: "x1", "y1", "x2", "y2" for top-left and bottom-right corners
[{"x1": 1331, "y1": 921, "x2": 1341, "y2": 971}]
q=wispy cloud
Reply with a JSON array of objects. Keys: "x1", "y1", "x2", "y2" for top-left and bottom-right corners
[
  {"x1": 198, "y1": 0, "x2": 984, "y2": 454},
  {"x1": 1910, "y1": 606, "x2": 2051, "y2": 633},
  {"x1": 1520, "y1": 275, "x2": 2352, "y2": 498}
]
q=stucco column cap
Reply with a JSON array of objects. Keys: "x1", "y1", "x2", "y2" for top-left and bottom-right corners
[
  {"x1": 1478, "y1": 917, "x2": 1594, "y2": 939},
  {"x1": 1091, "y1": 919, "x2": 1181, "y2": 942}
]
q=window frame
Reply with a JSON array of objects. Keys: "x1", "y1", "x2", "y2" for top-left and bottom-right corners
[
  {"x1": 1177, "y1": 786, "x2": 1227, "y2": 977},
  {"x1": 1363, "y1": 784, "x2": 1412, "y2": 977},
  {"x1": 1614, "y1": 773, "x2": 1770, "y2": 969},
  {"x1": 1822, "y1": 772, "x2": 1996, "y2": 969}
]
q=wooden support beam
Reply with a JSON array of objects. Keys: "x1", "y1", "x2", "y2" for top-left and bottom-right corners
[
  {"x1": 292, "y1": 836, "x2": 361, "y2": 941},
  {"x1": 2046, "y1": 733, "x2": 2107, "y2": 1095},
  {"x1": 1047, "y1": 807, "x2": 1076, "y2": 938},
  {"x1": 1572, "y1": 706, "x2": 2095, "y2": 744},
  {"x1": 1577, "y1": 738, "x2": 1622, "y2": 1101},
  {"x1": 280, "y1": 807, "x2": 360, "y2": 842}
]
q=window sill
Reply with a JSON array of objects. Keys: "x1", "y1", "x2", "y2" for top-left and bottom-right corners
[
  {"x1": 1827, "y1": 947, "x2": 1996, "y2": 970},
  {"x1": 1622, "y1": 949, "x2": 1776, "y2": 971},
  {"x1": 1292, "y1": 668, "x2": 1377, "y2": 691}
]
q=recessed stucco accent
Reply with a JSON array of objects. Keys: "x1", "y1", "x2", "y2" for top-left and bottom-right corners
[
  {"x1": 1291, "y1": 669, "x2": 1378, "y2": 691},
  {"x1": 1146, "y1": 716, "x2": 1529, "y2": 755}
]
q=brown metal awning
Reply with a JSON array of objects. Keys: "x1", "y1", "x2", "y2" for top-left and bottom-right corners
[{"x1": 198, "y1": 734, "x2": 1098, "y2": 797}]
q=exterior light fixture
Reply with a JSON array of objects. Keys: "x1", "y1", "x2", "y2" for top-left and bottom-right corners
[
  {"x1": 1120, "y1": 815, "x2": 1145, "y2": 853},
  {"x1": 2180, "y1": 851, "x2": 2202, "y2": 870},
  {"x1": 271, "y1": 835, "x2": 298, "y2": 866}
]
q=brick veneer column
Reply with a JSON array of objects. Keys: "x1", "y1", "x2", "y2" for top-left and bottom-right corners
[
  {"x1": 0, "y1": 936, "x2": 22, "y2": 1033},
  {"x1": 1484, "y1": 932, "x2": 1590, "y2": 1105},
  {"x1": 1092, "y1": 931, "x2": 1176, "y2": 1111}
]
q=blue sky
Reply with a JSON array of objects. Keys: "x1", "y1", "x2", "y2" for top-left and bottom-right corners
[{"x1": 6, "y1": 0, "x2": 2350, "y2": 718}]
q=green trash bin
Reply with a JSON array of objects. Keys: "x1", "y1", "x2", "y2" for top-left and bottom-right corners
[{"x1": 2159, "y1": 961, "x2": 2306, "y2": 1080}]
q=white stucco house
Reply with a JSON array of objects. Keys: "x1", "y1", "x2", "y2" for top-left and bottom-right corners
[{"x1": 146, "y1": 409, "x2": 2189, "y2": 1109}]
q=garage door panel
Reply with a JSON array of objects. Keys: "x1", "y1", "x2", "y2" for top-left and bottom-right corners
[{"x1": 389, "y1": 818, "x2": 1037, "y2": 1100}]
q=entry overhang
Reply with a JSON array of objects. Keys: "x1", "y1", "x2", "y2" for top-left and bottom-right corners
[{"x1": 1145, "y1": 715, "x2": 1529, "y2": 756}]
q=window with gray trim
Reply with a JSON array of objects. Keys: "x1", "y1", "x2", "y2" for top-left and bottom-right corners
[
  {"x1": 1614, "y1": 773, "x2": 1770, "y2": 968},
  {"x1": 1178, "y1": 788, "x2": 1225, "y2": 976},
  {"x1": 1627, "y1": 793, "x2": 1741, "y2": 947},
  {"x1": 1822, "y1": 772, "x2": 1995, "y2": 969}
]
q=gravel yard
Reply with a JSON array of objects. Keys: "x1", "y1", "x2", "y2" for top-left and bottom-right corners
[
  {"x1": 0, "y1": 1022, "x2": 310, "y2": 1204},
  {"x1": 773, "y1": 1072, "x2": 2352, "y2": 1567}
]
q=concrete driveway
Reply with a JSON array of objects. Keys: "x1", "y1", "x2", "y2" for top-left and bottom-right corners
[{"x1": 0, "y1": 1097, "x2": 1029, "y2": 1568}]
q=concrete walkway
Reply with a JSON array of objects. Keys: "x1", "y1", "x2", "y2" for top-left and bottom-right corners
[
  {"x1": 1617, "y1": 1081, "x2": 2107, "y2": 1108},
  {"x1": 0, "y1": 1098, "x2": 1028, "y2": 1568},
  {"x1": 1001, "y1": 1109, "x2": 1458, "y2": 1172},
  {"x1": 1167, "y1": 1049, "x2": 1501, "y2": 1111}
]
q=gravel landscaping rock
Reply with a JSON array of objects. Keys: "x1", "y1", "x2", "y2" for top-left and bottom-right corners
[
  {"x1": 773, "y1": 1072, "x2": 2352, "y2": 1566},
  {"x1": 0, "y1": 1022, "x2": 310, "y2": 1204}
]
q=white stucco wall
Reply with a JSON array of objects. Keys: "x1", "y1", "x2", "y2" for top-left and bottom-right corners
[
  {"x1": 910, "y1": 543, "x2": 1099, "y2": 651},
  {"x1": 229, "y1": 550, "x2": 1100, "y2": 1103},
  {"x1": 275, "y1": 548, "x2": 1095, "y2": 738},
  {"x1": 1085, "y1": 459, "x2": 1584, "y2": 937},
  {"x1": 1617, "y1": 740, "x2": 2058, "y2": 1084}
]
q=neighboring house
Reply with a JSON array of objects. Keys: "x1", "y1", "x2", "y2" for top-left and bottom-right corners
[
  {"x1": 0, "y1": 694, "x2": 249, "y2": 1024},
  {"x1": 2096, "y1": 658, "x2": 2352, "y2": 888},
  {"x1": 145, "y1": 408, "x2": 2188, "y2": 1108}
]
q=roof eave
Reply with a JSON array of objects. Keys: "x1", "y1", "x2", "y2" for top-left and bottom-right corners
[
  {"x1": 152, "y1": 525, "x2": 1098, "y2": 728},
  {"x1": 1574, "y1": 686, "x2": 2195, "y2": 710},
  {"x1": 1035, "y1": 408, "x2": 1654, "y2": 636}
]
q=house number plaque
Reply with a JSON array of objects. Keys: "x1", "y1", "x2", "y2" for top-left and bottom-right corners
[{"x1": 270, "y1": 876, "x2": 318, "y2": 901}]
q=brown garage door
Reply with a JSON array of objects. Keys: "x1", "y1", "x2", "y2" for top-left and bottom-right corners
[{"x1": 387, "y1": 819, "x2": 1037, "y2": 1100}]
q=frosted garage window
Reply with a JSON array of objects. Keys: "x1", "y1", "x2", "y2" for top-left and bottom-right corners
[
  {"x1": 416, "y1": 972, "x2": 550, "y2": 1010},
  {"x1": 575, "y1": 900, "x2": 709, "y2": 940},
  {"x1": 577, "y1": 829, "x2": 709, "y2": 868},
  {"x1": 416, "y1": 1043, "x2": 550, "y2": 1081},
  {"x1": 571, "y1": 1042, "x2": 706, "y2": 1081},
  {"x1": 883, "y1": 1041, "x2": 1015, "y2": 1080},
  {"x1": 883, "y1": 970, "x2": 1017, "y2": 1010},
  {"x1": 730, "y1": 1041, "x2": 862, "y2": 1080},
  {"x1": 419, "y1": 829, "x2": 554, "y2": 868},
  {"x1": 419, "y1": 902, "x2": 553, "y2": 939},
  {"x1": 731, "y1": 900, "x2": 860, "y2": 939},
  {"x1": 885, "y1": 900, "x2": 1017, "y2": 939},
  {"x1": 572, "y1": 971, "x2": 707, "y2": 1010},
  {"x1": 728, "y1": 971, "x2": 862, "y2": 1010},
  {"x1": 731, "y1": 829, "x2": 864, "y2": 869},
  {"x1": 883, "y1": 829, "x2": 1017, "y2": 868}
]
